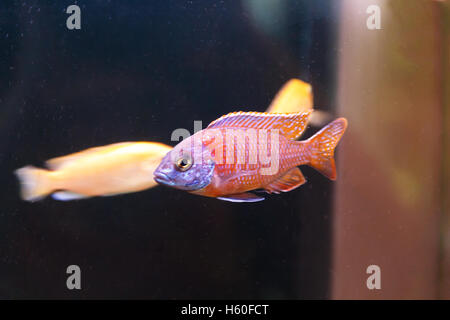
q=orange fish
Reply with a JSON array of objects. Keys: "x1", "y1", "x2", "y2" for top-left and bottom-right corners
[
  {"x1": 154, "y1": 111, "x2": 347, "y2": 202},
  {"x1": 15, "y1": 142, "x2": 172, "y2": 201}
]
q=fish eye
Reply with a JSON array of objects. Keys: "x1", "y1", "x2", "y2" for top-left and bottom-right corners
[{"x1": 175, "y1": 154, "x2": 192, "y2": 171}]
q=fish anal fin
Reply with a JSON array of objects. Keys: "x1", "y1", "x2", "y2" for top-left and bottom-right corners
[
  {"x1": 52, "y1": 191, "x2": 89, "y2": 201},
  {"x1": 264, "y1": 167, "x2": 306, "y2": 194},
  {"x1": 217, "y1": 192, "x2": 265, "y2": 203},
  {"x1": 207, "y1": 110, "x2": 312, "y2": 140}
]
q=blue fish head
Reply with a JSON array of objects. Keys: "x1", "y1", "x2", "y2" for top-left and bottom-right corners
[{"x1": 154, "y1": 136, "x2": 215, "y2": 191}]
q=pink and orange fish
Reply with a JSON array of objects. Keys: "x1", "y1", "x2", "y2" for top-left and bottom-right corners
[{"x1": 154, "y1": 111, "x2": 347, "y2": 202}]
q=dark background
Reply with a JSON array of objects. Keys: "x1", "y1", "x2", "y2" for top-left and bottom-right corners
[{"x1": 0, "y1": 0, "x2": 339, "y2": 299}]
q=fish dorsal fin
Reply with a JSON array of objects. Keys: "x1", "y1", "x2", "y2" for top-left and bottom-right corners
[
  {"x1": 266, "y1": 79, "x2": 313, "y2": 114},
  {"x1": 264, "y1": 167, "x2": 306, "y2": 194},
  {"x1": 207, "y1": 110, "x2": 312, "y2": 140},
  {"x1": 217, "y1": 192, "x2": 265, "y2": 203},
  {"x1": 45, "y1": 142, "x2": 138, "y2": 170}
]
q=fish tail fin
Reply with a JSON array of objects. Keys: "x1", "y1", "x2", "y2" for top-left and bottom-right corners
[
  {"x1": 306, "y1": 118, "x2": 347, "y2": 180},
  {"x1": 14, "y1": 166, "x2": 54, "y2": 201}
]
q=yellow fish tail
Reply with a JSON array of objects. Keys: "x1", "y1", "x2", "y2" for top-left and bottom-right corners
[{"x1": 14, "y1": 166, "x2": 54, "y2": 201}]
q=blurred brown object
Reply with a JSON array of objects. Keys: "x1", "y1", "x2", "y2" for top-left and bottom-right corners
[
  {"x1": 332, "y1": 0, "x2": 449, "y2": 299},
  {"x1": 440, "y1": 0, "x2": 450, "y2": 300}
]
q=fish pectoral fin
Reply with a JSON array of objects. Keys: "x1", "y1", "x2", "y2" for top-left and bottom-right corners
[
  {"x1": 51, "y1": 191, "x2": 89, "y2": 201},
  {"x1": 217, "y1": 192, "x2": 265, "y2": 203},
  {"x1": 264, "y1": 167, "x2": 306, "y2": 194}
]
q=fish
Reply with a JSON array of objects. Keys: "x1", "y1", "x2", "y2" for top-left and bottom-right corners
[
  {"x1": 153, "y1": 111, "x2": 347, "y2": 202},
  {"x1": 15, "y1": 142, "x2": 173, "y2": 201}
]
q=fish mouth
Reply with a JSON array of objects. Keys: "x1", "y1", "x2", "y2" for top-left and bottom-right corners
[{"x1": 153, "y1": 172, "x2": 174, "y2": 186}]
